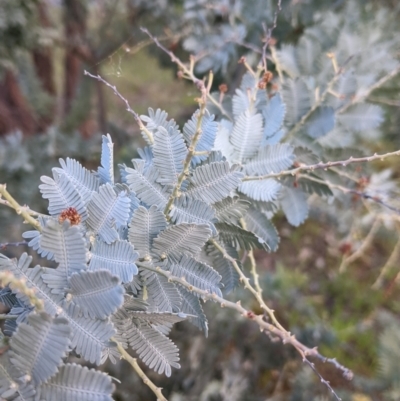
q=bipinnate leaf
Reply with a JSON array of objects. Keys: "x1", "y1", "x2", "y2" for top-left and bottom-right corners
[
  {"x1": 87, "y1": 183, "x2": 130, "y2": 244},
  {"x1": 275, "y1": 44, "x2": 300, "y2": 78},
  {"x1": 54, "y1": 157, "x2": 99, "y2": 203},
  {"x1": 40, "y1": 219, "x2": 87, "y2": 293},
  {"x1": 305, "y1": 106, "x2": 335, "y2": 138},
  {"x1": 0, "y1": 354, "x2": 35, "y2": 401},
  {"x1": 97, "y1": 134, "x2": 114, "y2": 185},
  {"x1": 129, "y1": 311, "x2": 188, "y2": 327},
  {"x1": 39, "y1": 173, "x2": 87, "y2": 220},
  {"x1": 126, "y1": 321, "x2": 180, "y2": 377},
  {"x1": 140, "y1": 269, "x2": 182, "y2": 313},
  {"x1": 167, "y1": 255, "x2": 222, "y2": 297},
  {"x1": 89, "y1": 239, "x2": 138, "y2": 283},
  {"x1": 170, "y1": 196, "x2": 216, "y2": 234},
  {"x1": 128, "y1": 205, "x2": 167, "y2": 259},
  {"x1": 244, "y1": 144, "x2": 294, "y2": 175},
  {"x1": 0, "y1": 288, "x2": 17, "y2": 309},
  {"x1": 282, "y1": 175, "x2": 333, "y2": 197},
  {"x1": 282, "y1": 78, "x2": 311, "y2": 125},
  {"x1": 176, "y1": 286, "x2": 208, "y2": 335},
  {"x1": 141, "y1": 108, "x2": 179, "y2": 135},
  {"x1": 40, "y1": 220, "x2": 86, "y2": 271},
  {"x1": 69, "y1": 270, "x2": 124, "y2": 319},
  {"x1": 230, "y1": 110, "x2": 264, "y2": 163},
  {"x1": 183, "y1": 110, "x2": 218, "y2": 165},
  {"x1": 213, "y1": 119, "x2": 235, "y2": 161},
  {"x1": 338, "y1": 104, "x2": 384, "y2": 132},
  {"x1": 215, "y1": 223, "x2": 269, "y2": 251},
  {"x1": 23, "y1": 217, "x2": 54, "y2": 261},
  {"x1": 187, "y1": 161, "x2": 244, "y2": 204},
  {"x1": 207, "y1": 244, "x2": 240, "y2": 294},
  {"x1": 125, "y1": 161, "x2": 168, "y2": 209},
  {"x1": 153, "y1": 126, "x2": 187, "y2": 185},
  {"x1": 280, "y1": 186, "x2": 309, "y2": 226},
  {"x1": 152, "y1": 223, "x2": 212, "y2": 260},
  {"x1": 9, "y1": 312, "x2": 70, "y2": 385},
  {"x1": 0, "y1": 253, "x2": 63, "y2": 316},
  {"x1": 214, "y1": 196, "x2": 250, "y2": 224},
  {"x1": 239, "y1": 179, "x2": 281, "y2": 202},
  {"x1": 263, "y1": 93, "x2": 286, "y2": 145},
  {"x1": 233, "y1": 73, "x2": 267, "y2": 115},
  {"x1": 61, "y1": 303, "x2": 115, "y2": 365},
  {"x1": 244, "y1": 208, "x2": 279, "y2": 252},
  {"x1": 37, "y1": 363, "x2": 114, "y2": 401}
]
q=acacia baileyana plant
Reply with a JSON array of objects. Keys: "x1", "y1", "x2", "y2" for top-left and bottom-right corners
[{"x1": 1, "y1": 24, "x2": 400, "y2": 401}]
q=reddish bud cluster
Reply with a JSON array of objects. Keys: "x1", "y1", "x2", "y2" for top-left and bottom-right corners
[{"x1": 58, "y1": 207, "x2": 81, "y2": 226}]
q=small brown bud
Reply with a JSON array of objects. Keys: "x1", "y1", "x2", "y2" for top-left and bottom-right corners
[
  {"x1": 238, "y1": 56, "x2": 246, "y2": 64},
  {"x1": 269, "y1": 37, "x2": 277, "y2": 46},
  {"x1": 219, "y1": 83, "x2": 228, "y2": 93},
  {"x1": 262, "y1": 71, "x2": 273, "y2": 83},
  {"x1": 258, "y1": 81, "x2": 267, "y2": 90}
]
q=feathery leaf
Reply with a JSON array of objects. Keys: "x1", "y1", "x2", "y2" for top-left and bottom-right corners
[
  {"x1": 244, "y1": 144, "x2": 294, "y2": 175},
  {"x1": 126, "y1": 321, "x2": 180, "y2": 377},
  {"x1": 128, "y1": 205, "x2": 167, "y2": 259},
  {"x1": 239, "y1": 179, "x2": 281, "y2": 202},
  {"x1": 37, "y1": 363, "x2": 114, "y2": 401},
  {"x1": 87, "y1": 183, "x2": 130, "y2": 244},
  {"x1": 187, "y1": 161, "x2": 244, "y2": 204},
  {"x1": 152, "y1": 223, "x2": 212, "y2": 260},
  {"x1": 97, "y1": 134, "x2": 114, "y2": 185},
  {"x1": 54, "y1": 157, "x2": 99, "y2": 203},
  {"x1": 69, "y1": 270, "x2": 124, "y2": 319},
  {"x1": 167, "y1": 255, "x2": 222, "y2": 297},
  {"x1": 153, "y1": 126, "x2": 187, "y2": 185},
  {"x1": 10, "y1": 312, "x2": 70, "y2": 385},
  {"x1": 230, "y1": 110, "x2": 264, "y2": 163},
  {"x1": 244, "y1": 208, "x2": 279, "y2": 252},
  {"x1": 39, "y1": 173, "x2": 87, "y2": 220},
  {"x1": 89, "y1": 239, "x2": 138, "y2": 283},
  {"x1": 183, "y1": 110, "x2": 218, "y2": 165},
  {"x1": 170, "y1": 196, "x2": 216, "y2": 234},
  {"x1": 280, "y1": 186, "x2": 309, "y2": 226},
  {"x1": 125, "y1": 161, "x2": 169, "y2": 209}
]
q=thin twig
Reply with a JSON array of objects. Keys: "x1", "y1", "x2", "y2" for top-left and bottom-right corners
[
  {"x1": 0, "y1": 241, "x2": 28, "y2": 250},
  {"x1": 140, "y1": 27, "x2": 232, "y2": 121},
  {"x1": 83, "y1": 70, "x2": 154, "y2": 144},
  {"x1": 261, "y1": 0, "x2": 282, "y2": 71},
  {"x1": 210, "y1": 238, "x2": 287, "y2": 332},
  {"x1": 243, "y1": 149, "x2": 400, "y2": 182},
  {"x1": 0, "y1": 185, "x2": 41, "y2": 231},
  {"x1": 339, "y1": 217, "x2": 381, "y2": 273},
  {"x1": 240, "y1": 219, "x2": 263, "y2": 295},
  {"x1": 163, "y1": 100, "x2": 208, "y2": 217},
  {"x1": 285, "y1": 65, "x2": 343, "y2": 140},
  {"x1": 299, "y1": 174, "x2": 400, "y2": 214},
  {"x1": 137, "y1": 261, "x2": 353, "y2": 386},
  {"x1": 339, "y1": 64, "x2": 400, "y2": 114},
  {"x1": 113, "y1": 338, "x2": 168, "y2": 401},
  {"x1": 302, "y1": 358, "x2": 342, "y2": 401},
  {"x1": 372, "y1": 224, "x2": 400, "y2": 289}
]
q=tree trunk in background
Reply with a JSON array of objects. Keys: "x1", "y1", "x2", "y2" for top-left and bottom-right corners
[
  {"x1": 0, "y1": 70, "x2": 37, "y2": 136},
  {"x1": 32, "y1": 0, "x2": 56, "y2": 131},
  {"x1": 63, "y1": 0, "x2": 88, "y2": 116}
]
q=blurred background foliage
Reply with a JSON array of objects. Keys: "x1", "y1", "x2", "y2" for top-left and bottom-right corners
[{"x1": 1, "y1": 0, "x2": 400, "y2": 400}]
